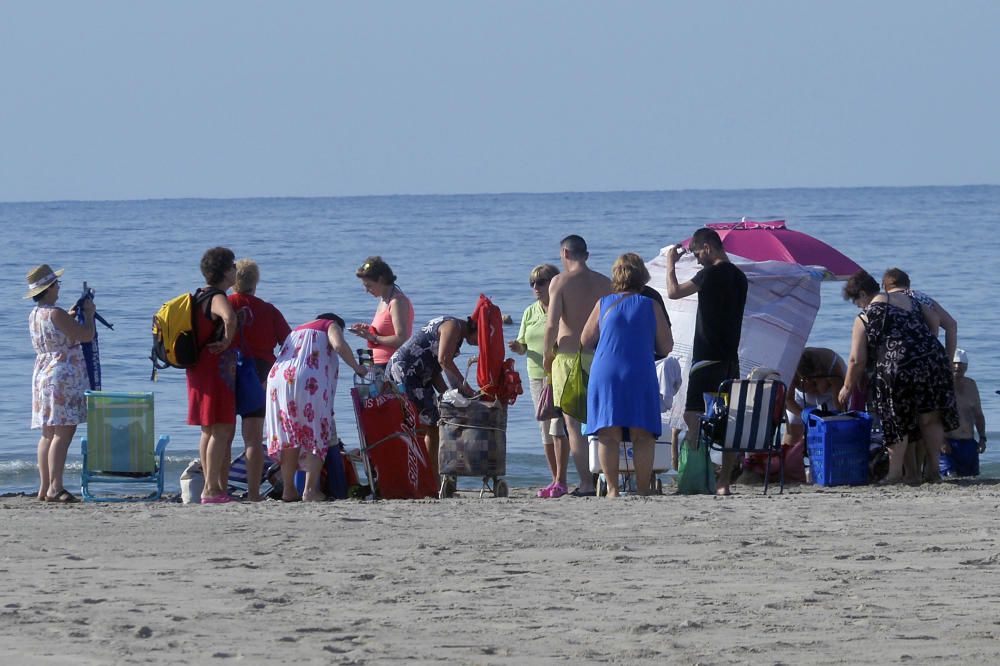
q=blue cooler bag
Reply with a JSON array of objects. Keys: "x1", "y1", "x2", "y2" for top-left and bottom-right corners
[{"x1": 804, "y1": 408, "x2": 872, "y2": 486}]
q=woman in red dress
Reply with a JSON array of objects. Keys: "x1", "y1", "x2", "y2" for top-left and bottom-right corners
[{"x1": 187, "y1": 247, "x2": 239, "y2": 503}]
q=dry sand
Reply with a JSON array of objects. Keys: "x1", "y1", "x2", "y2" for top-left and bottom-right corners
[{"x1": 3, "y1": 482, "x2": 1000, "y2": 665}]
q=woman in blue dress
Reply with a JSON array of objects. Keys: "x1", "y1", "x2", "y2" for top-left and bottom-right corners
[{"x1": 581, "y1": 253, "x2": 672, "y2": 497}]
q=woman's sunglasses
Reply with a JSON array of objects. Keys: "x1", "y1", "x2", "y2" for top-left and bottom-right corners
[{"x1": 530, "y1": 279, "x2": 549, "y2": 288}]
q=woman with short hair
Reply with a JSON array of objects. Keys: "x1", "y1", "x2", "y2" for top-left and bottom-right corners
[
  {"x1": 508, "y1": 263, "x2": 570, "y2": 498},
  {"x1": 25, "y1": 263, "x2": 95, "y2": 503},
  {"x1": 187, "y1": 247, "x2": 239, "y2": 504},
  {"x1": 581, "y1": 253, "x2": 673, "y2": 497},
  {"x1": 350, "y1": 256, "x2": 414, "y2": 369}
]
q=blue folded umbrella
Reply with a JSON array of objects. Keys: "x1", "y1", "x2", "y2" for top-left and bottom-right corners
[{"x1": 75, "y1": 282, "x2": 113, "y2": 390}]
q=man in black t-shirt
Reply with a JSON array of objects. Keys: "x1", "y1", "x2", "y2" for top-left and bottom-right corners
[{"x1": 666, "y1": 227, "x2": 747, "y2": 495}]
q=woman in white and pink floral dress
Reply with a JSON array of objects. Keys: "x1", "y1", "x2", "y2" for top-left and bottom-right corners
[
  {"x1": 264, "y1": 313, "x2": 367, "y2": 501},
  {"x1": 25, "y1": 264, "x2": 95, "y2": 504}
]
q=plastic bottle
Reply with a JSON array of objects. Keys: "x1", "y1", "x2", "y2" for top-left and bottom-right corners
[{"x1": 357, "y1": 349, "x2": 376, "y2": 397}]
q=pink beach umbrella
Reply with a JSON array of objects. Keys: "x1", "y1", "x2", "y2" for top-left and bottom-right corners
[{"x1": 680, "y1": 219, "x2": 861, "y2": 280}]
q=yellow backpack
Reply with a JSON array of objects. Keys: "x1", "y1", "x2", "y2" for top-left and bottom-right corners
[{"x1": 150, "y1": 288, "x2": 223, "y2": 379}]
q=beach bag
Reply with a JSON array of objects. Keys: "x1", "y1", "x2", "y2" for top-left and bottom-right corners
[
  {"x1": 498, "y1": 357, "x2": 523, "y2": 405},
  {"x1": 150, "y1": 287, "x2": 223, "y2": 378},
  {"x1": 535, "y1": 378, "x2": 559, "y2": 421},
  {"x1": 559, "y1": 349, "x2": 589, "y2": 422},
  {"x1": 676, "y1": 441, "x2": 716, "y2": 495},
  {"x1": 180, "y1": 459, "x2": 204, "y2": 504},
  {"x1": 321, "y1": 441, "x2": 350, "y2": 500},
  {"x1": 743, "y1": 439, "x2": 807, "y2": 483},
  {"x1": 234, "y1": 351, "x2": 266, "y2": 416}
]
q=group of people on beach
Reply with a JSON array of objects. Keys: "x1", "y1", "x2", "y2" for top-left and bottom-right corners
[
  {"x1": 25, "y1": 250, "x2": 459, "y2": 503},
  {"x1": 175, "y1": 247, "x2": 487, "y2": 503},
  {"x1": 778, "y1": 269, "x2": 986, "y2": 485},
  {"x1": 838, "y1": 268, "x2": 984, "y2": 483},
  {"x1": 25, "y1": 227, "x2": 987, "y2": 503}
]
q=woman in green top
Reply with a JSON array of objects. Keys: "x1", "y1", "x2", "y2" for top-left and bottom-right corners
[{"x1": 508, "y1": 264, "x2": 570, "y2": 498}]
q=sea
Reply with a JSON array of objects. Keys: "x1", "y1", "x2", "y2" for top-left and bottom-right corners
[{"x1": 2, "y1": 186, "x2": 998, "y2": 495}]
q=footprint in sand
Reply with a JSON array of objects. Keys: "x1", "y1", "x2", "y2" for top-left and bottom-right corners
[{"x1": 960, "y1": 552, "x2": 1000, "y2": 566}]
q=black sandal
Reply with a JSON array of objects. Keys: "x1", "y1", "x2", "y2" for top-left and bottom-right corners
[{"x1": 48, "y1": 489, "x2": 79, "y2": 504}]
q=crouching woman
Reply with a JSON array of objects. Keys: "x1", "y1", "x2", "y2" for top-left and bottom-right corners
[{"x1": 265, "y1": 313, "x2": 367, "y2": 501}]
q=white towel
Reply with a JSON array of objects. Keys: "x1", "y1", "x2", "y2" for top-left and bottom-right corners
[{"x1": 657, "y1": 357, "x2": 683, "y2": 413}]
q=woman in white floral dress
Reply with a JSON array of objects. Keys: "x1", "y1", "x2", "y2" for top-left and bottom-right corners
[
  {"x1": 264, "y1": 313, "x2": 367, "y2": 502},
  {"x1": 25, "y1": 264, "x2": 95, "y2": 503}
]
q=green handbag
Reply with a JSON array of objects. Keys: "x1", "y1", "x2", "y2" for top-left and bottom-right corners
[
  {"x1": 675, "y1": 440, "x2": 717, "y2": 495},
  {"x1": 559, "y1": 349, "x2": 589, "y2": 422}
]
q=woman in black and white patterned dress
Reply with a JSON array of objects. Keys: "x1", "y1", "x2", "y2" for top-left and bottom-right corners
[{"x1": 840, "y1": 270, "x2": 958, "y2": 484}]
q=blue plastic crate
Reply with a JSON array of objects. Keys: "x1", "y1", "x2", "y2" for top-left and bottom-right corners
[{"x1": 805, "y1": 410, "x2": 872, "y2": 486}]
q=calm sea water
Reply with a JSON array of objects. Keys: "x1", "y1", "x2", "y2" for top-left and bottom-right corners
[{"x1": 2, "y1": 187, "x2": 998, "y2": 495}]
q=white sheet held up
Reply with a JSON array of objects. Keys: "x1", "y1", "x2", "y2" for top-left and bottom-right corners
[{"x1": 645, "y1": 249, "x2": 823, "y2": 433}]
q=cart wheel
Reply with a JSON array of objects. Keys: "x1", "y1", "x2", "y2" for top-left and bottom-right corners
[
  {"x1": 439, "y1": 476, "x2": 456, "y2": 499},
  {"x1": 495, "y1": 479, "x2": 509, "y2": 498},
  {"x1": 598, "y1": 477, "x2": 608, "y2": 497}
]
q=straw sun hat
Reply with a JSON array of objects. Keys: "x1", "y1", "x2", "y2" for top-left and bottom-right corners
[{"x1": 23, "y1": 264, "x2": 64, "y2": 299}]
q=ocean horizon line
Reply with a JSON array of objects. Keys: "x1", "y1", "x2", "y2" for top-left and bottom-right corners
[{"x1": 2, "y1": 182, "x2": 998, "y2": 207}]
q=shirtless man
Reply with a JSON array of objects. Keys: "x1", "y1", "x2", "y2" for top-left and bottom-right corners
[
  {"x1": 941, "y1": 349, "x2": 987, "y2": 477},
  {"x1": 666, "y1": 228, "x2": 747, "y2": 496},
  {"x1": 542, "y1": 235, "x2": 611, "y2": 497}
]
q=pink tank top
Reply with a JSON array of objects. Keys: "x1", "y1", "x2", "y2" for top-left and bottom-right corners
[{"x1": 370, "y1": 289, "x2": 414, "y2": 365}]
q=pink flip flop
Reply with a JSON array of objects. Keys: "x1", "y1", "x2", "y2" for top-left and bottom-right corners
[
  {"x1": 536, "y1": 483, "x2": 556, "y2": 498},
  {"x1": 546, "y1": 483, "x2": 568, "y2": 499},
  {"x1": 200, "y1": 495, "x2": 232, "y2": 505}
]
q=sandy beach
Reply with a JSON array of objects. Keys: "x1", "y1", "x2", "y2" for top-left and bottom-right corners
[{"x1": 3, "y1": 482, "x2": 1000, "y2": 665}]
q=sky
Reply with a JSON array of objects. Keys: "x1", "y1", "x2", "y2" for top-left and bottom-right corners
[{"x1": 1, "y1": 0, "x2": 999, "y2": 202}]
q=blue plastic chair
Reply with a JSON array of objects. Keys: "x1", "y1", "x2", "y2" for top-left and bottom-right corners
[{"x1": 81, "y1": 391, "x2": 169, "y2": 502}]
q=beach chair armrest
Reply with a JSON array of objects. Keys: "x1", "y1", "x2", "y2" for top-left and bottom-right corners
[{"x1": 155, "y1": 435, "x2": 170, "y2": 459}]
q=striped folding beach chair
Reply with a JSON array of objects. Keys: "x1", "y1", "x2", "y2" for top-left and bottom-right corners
[
  {"x1": 702, "y1": 378, "x2": 787, "y2": 494},
  {"x1": 81, "y1": 391, "x2": 170, "y2": 502},
  {"x1": 227, "y1": 448, "x2": 280, "y2": 498}
]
